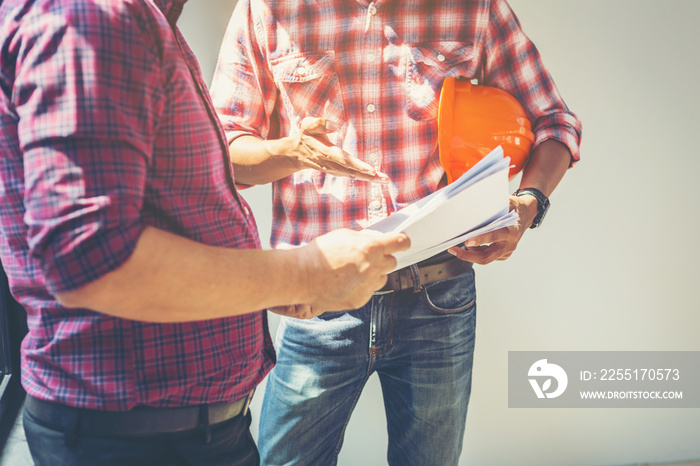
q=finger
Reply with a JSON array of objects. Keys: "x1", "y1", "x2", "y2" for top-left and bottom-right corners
[
  {"x1": 373, "y1": 172, "x2": 391, "y2": 184},
  {"x1": 463, "y1": 227, "x2": 510, "y2": 248},
  {"x1": 304, "y1": 146, "x2": 389, "y2": 184},
  {"x1": 299, "y1": 123, "x2": 391, "y2": 184},
  {"x1": 268, "y1": 305, "x2": 292, "y2": 316},
  {"x1": 300, "y1": 117, "x2": 333, "y2": 136},
  {"x1": 295, "y1": 304, "x2": 315, "y2": 319},
  {"x1": 309, "y1": 303, "x2": 332, "y2": 316},
  {"x1": 322, "y1": 163, "x2": 390, "y2": 184},
  {"x1": 310, "y1": 305, "x2": 325, "y2": 317},
  {"x1": 375, "y1": 254, "x2": 398, "y2": 274},
  {"x1": 447, "y1": 246, "x2": 470, "y2": 261},
  {"x1": 323, "y1": 119, "x2": 339, "y2": 133},
  {"x1": 305, "y1": 138, "x2": 377, "y2": 174},
  {"x1": 452, "y1": 244, "x2": 503, "y2": 265},
  {"x1": 448, "y1": 245, "x2": 487, "y2": 262},
  {"x1": 370, "y1": 232, "x2": 411, "y2": 255},
  {"x1": 374, "y1": 273, "x2": 389, "y2": 291}
]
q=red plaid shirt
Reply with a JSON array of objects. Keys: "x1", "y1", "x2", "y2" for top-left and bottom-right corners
[
  {"x1": 0, "y1": 0, "x2": 274, "y2": 410},
  {"x1": 211, "y1": 0, "x2": 582, "y2": 248}
]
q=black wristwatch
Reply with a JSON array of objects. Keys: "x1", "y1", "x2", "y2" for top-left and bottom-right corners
[{"x1": 513, "y1": 188, "x2": 550, "y2": 229}]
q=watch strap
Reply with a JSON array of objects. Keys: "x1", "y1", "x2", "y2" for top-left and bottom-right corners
[{"x1": 513, "y1": 187, "x2": 550, "y2": 229}]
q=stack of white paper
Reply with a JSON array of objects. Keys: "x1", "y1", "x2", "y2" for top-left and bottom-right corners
[{"x1": 365, "y1": 146, "x2": 519, "y2": 270}]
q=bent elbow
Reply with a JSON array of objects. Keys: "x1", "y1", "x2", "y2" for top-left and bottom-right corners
[{"x1": 54, "y1": 288, "x2": 89, "y2": 309}]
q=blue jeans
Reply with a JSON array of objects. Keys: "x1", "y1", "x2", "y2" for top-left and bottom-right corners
[
  {"x1": 23, "y1": 407, "x2": 259, "y2": 466},
  {"x1": 258, "y1": 269, "x2": 477, "y2": 466}
]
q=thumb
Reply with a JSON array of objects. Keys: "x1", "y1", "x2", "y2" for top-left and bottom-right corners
[
  {"x1": 323, "y1": 120, "x2": 338, "y2": 132},
  {"x1": 300, "y1": 117, "x2": 338, "y2": 136}
]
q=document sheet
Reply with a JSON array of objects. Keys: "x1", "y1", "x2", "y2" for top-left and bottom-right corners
[{"x1": 365, "y1": 146, "x2": 519, "y2": 270}]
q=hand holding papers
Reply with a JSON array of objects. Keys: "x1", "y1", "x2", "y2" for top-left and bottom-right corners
[{"x1": 365, "y1": 146, "x2": 519, "y2": 270}]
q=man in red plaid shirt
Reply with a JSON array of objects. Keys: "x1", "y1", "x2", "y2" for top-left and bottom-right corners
[
  {"x1": 211, "y1": 0, "x2": 582, "y2": 464},
  {"x1": 0, "y1": 0, "x2": 409, "y2": 464}
]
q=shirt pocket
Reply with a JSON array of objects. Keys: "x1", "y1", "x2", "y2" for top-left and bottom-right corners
[
  {"x1": 405, "y1": 41, "x2": 476, "y2": 121},
  {"x1": 270, "y1": 51, "x2": 347, "y2": 130}
]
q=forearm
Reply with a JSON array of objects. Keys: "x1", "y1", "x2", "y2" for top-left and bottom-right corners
[
  {"x1": 450, "y1": 139, "x2": 573, "y2": 263},
  {"x1": 229, "y1": 134, "x2": 300, "y2": 185},
  {"x1": 514, "y1": 139, "x2": 572, "y2": 225},
  {"x1": 520, "y1": 139, "x2": 572, "y2": 195},
  {"x1": 229, "y1": 122, "x2": 387, "y2": 186},
  {"x1": 56, "y1": 226, "x2": 308, "y2": 322}
]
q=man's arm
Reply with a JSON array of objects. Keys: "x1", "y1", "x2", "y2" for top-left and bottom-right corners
[
  {"x1": 447, "y1": 0, "x2": 581, "y2": 264},
  {"x1": 57, "y1": 226, "x2": 409, "y2": 322},
  {"x1": 210, "y1": 3, "x2": 385, "y2": 186},
  {"x1": 229, "y1": 119, "x2": 389, "y2": 186},
  {"x1": 448, "y1": 139, "x2": 570, "y2": 264},
  {"x1": 13, "y1": 4, "x2": 408, "y2": 321}
]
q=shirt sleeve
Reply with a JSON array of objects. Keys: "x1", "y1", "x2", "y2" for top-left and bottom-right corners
[
  {"x1": 209, "y1": 0, "x2": 278, "y2": 145},
  {"x1": 482, "y1": 0, "x2": 582, "y2": 164},
  {"x1": 13, "y1": 1, "x2": 165, "y2": 295}
]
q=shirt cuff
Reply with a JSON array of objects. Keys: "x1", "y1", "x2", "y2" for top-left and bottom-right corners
[
  {"x1": 226, "y1": 130, "x2": 258, "y2": 190},
  {"x1": 39, "y1": 220, "x2": 144, "y2": 296},
  {"x1": 225, "y1": 130, "x2": 255, "y2": 147},
  {"x1": 532, "y1": 114, "x2": 582, "y2": 166}
]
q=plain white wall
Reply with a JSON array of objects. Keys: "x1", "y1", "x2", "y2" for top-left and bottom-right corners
[{"x1": 178, "y1": 1, "x2": 700, "y2": 465}]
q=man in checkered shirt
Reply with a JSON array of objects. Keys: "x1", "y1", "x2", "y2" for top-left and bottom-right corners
[
  {"x1": 0, "y1": 0, "x2": 409, "y2": 464},
  {"x1": 211, "y1": 0, "x2": 582, "y2": 464}
]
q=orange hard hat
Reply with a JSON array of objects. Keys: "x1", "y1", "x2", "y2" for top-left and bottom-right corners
[{"x1": 438, "y1": 77, "x2": 534, "y2": 183}]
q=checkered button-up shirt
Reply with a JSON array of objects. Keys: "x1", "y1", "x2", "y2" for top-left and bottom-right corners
[
  {"x1": 211, "y1": 0, "x2": 582, "y2": 249},
  {"x1": 0, "y1": 0, "x2": 274, "y2": 410}
]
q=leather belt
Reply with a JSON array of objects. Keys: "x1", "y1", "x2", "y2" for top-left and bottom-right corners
[
  {"x1": 377, "y1": 253, "x2": 472, "y2": 294},
  {"x1": 25, "y1": 391, "x2": 254, "y2": 437}
]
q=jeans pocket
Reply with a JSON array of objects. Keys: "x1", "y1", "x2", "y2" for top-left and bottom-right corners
[{"x1": 421, "y1": 268, "x2": 476, "y2": 315}]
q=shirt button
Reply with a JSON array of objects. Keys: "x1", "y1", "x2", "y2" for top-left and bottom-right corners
[
  {"x1": 369, "y1": 5, "x2": 377, "y2": 15},
  {"x1": 437, "y1": 54, "x2": 446, "y2": 62},
  {"x1": 370, "y1": 200, "x2": 381, "y2": 210},
  {"x1": 296, "y1": 66, "x2": 307, "y2": 76},
  {"x1": 366, "y1": 103, "x2": 376, "y2": 113},
  {"x1": 367, "y1": 53, "x2": 376, "y2": 63},
  {"x1": 368, "y1": 153, "x2": 378, "y2": 164}
]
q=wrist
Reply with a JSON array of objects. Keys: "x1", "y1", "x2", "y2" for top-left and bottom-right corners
[
  {"x1": 517, "y1": 194, "x2": 539, "y2": 228},
  {"x1": 263, "y1": 136, "x2": 303, "y2": 170},
  {"x1": 513, "y1": 187, "x2": 550, "y2": 228},
  {"x1": 283, "y1": 246, "x2": 315, "y2": 305}
]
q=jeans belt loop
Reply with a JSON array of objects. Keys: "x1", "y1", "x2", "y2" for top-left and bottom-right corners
[
  {"x1": 199, "y1": 404, "x2": 212, "y2": 444},
  {"x1": 374, "y1": 253, "x2": 472, "y2": 295},
  {"x1": 409, "y1": 264, "x2": 422, "y2": 293}
]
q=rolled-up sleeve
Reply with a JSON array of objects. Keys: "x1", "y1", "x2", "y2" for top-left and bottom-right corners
[
  {"x1": 13, "y1": 2, "x2": 164, "y2": 294},
  {"x1": 210, "y1": 0, "x2": 278, "y2": 145},
  {"x1": 482, "y1": 0, "x2": 582, "y2": 164}
]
